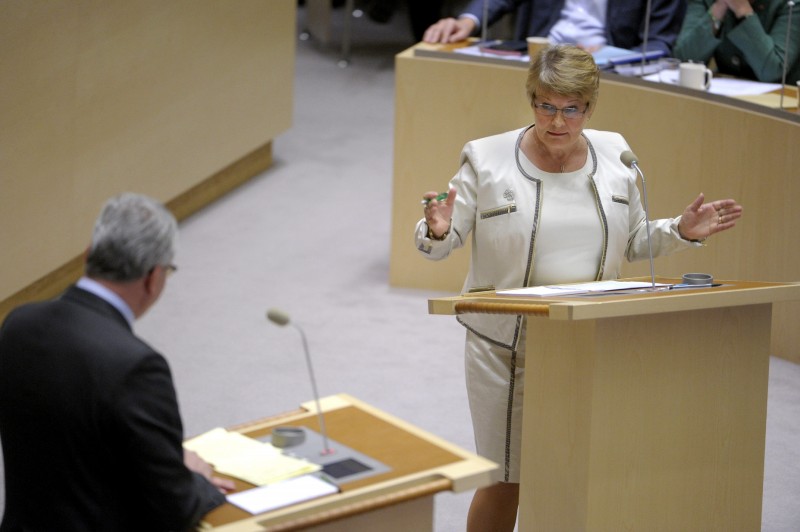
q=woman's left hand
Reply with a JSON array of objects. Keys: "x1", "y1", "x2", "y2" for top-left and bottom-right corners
[{"x1": 678, "y1": 193, "x2": 743, "y2": 241}]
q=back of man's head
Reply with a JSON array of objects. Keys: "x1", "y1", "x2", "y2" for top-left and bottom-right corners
[{"x1": 85, "y1": 193, "x2": 178, "y2": 282}]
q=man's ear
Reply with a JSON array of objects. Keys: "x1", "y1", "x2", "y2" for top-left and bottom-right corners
[{"x1": 143, "y1": 267, "x2": 159, "y2": 295}]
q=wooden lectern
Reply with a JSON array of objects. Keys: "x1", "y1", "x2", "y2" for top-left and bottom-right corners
[
  {"x1": 199, "y1": 394, "x2": 496, "y2": 531},
  {"x1": 429, "y1": 279, "x2": 800, "y2": 531}
]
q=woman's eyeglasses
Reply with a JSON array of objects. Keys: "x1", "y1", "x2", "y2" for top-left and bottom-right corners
[{"x1": 533, "y1": 100, "x2": 588, "y2": 120}]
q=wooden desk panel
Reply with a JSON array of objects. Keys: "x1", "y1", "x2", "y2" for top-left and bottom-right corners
[{"x1": 523, "y1": 304, "x2": 770, "y2": 529}]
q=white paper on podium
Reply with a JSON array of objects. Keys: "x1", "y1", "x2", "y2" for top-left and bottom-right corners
[
  {"x1": 227, "y1": 475, "x2": 340, "y2": 515},
  {"x1": 643, "y1": 70, "x2": 782, "y2": 97},
  {"x1": 497, "y1": 280, "x2": 669, "y2": 297}
]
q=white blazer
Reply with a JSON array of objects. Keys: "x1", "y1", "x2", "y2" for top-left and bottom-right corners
[{"x1": 415, "y1": 126, "x2": 699, "y2": 350}]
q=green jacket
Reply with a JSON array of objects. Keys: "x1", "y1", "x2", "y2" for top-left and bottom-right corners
[{"x1": 674, "y1": 0, "x2": 800, "y2": 85}]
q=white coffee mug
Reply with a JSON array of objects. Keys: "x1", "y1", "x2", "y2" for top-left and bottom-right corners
[{"x1": 679, "y1": 62, "x2": 713, "y2": 91}]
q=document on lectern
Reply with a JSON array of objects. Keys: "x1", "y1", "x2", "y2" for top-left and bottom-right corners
[
  {"x1": 497, "y1": 280, "x2": 669, "y2": 297},
  {"x1": 227, "y1": 474, "x2": 339, "y2": 515},
  {"x1": 184, "y1": 428, "x2": 321, "y2": 485}
]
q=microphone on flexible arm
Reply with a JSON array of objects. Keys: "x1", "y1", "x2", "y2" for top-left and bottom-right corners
[
  {"x1": 779, "y1": 1, "x2": 795, "y2": 110},
  {"x1": 266, "y1": 308, "x2": 334, "y2": 456},
  {"x1": 620, "y1": 150, "x2": 657, "y2": 290}
]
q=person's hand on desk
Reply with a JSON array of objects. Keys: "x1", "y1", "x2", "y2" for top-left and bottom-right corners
[
  {"x1": 184, "y1": 449, "x2": 236, "y2": 494},
  {"x1": 422, "y1": 188, "x2": 457, "y2": 240},
  {"x1": 423, "y1": 17, "x2": 476, "y2": 44},
  {"x1": 677, "y1": 193, "x2": 743, "y2": 241}
]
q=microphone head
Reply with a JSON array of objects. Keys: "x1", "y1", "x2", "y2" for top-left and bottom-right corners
[
  {"x1": 620, "y1": 150, "x2": 639, "y2": 169},
  {"x1": 266, "y1": 308, "x2": 291, "y2": 326}
]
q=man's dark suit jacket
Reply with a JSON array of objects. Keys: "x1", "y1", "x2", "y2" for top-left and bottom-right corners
[
  {"x1": 465, "y1": 0, "x2": 687, "y2": 54},
  {"x1": 0, "y1": 285, "x2": 224, "y2": 531}
]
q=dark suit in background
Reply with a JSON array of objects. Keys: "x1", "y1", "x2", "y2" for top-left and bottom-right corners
[
  {"x1": 463, "y1": 0, "x2": 687, "y2": 54},
  {"x1": 0, "y1": 285, "x2": 224, "y2": 531}
]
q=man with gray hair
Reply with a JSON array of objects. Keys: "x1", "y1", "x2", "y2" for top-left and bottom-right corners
[{"x1": 0, "y1": 193, "x2": 233, "y2": 531}]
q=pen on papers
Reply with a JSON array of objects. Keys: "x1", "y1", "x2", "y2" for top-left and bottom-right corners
[{"x1": 421, "y1": 192, "x2": 448, "y2": 205}]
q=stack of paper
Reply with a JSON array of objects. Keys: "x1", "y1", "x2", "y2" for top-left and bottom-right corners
[
  {"x1": 226, "y1": 475, "x2": 339, "y2": 515},
  {"x1": 453, "y1": 42, "x2": 639, "y2": 67},
  {"x1": 497, "y1": 280, "x2": 669, "y2": 297},
  {"x1": 184, "y1": 428, "x2": 321, "y2": 486},
  {"x1": 642, "y1": 71, "x2": 792, "y2": 106}
]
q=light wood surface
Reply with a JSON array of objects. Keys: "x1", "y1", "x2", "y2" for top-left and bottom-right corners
[
  {"x1": 429, "y1": 280, "x2": 799, "y2": 530},
  {"x1": 0, "y1": 1, "x2": 295, "y2": 308},
  {"x1": 428, "y1": 278, "x2": 800, "y2": 320},
  {"x1": 523, "y1": 305, "x2": 770, "y2": 530},
  {"x1": 200, "y1": 394, "x2": 497, "y2": 531},
  {"x1": 392, "y1": 45, "x2": 800, "y2": 362}
]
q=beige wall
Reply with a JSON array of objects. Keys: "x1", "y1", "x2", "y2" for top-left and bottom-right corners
[
  {"x1": 391, "y1": 46, "x2": 800, "y2": 361},
  {"x1": 0, "y1": 1, "x2": 295, "y2": 303}
]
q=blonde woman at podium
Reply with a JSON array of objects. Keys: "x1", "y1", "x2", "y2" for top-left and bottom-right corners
[{"x1": 414, "y1": 45, "x2": 743, "y2": 532}]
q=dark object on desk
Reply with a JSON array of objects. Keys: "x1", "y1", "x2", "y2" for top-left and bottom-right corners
[
  {"x1": 670, "y1": 283, "x2": 722, "y2": 289},
  {"x1": 480, "y1": 40, "x2": 528, "y2": 56},
  {"x1": 323, "y1": 458, "x2": 373, "y2": 479}
]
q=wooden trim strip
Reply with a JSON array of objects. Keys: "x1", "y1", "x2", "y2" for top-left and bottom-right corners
[
  {"x1": 454, "y1": 301, "x2": 550, "y2": 316},
  {"x1": 168, "y1": 142, "x2": 272, "y2": 222}
]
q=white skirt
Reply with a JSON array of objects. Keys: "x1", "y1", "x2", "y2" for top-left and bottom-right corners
[{"x1": 464, "y1": 328, "x2": 526, "y2": 483}]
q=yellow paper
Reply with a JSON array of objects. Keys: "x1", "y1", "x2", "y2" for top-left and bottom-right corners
[{"x1": 185, "y1": 428, "x2": 321, "y2": 486}]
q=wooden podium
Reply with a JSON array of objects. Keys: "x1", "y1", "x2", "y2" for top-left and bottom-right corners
[
  {"x1": 199, "y1": 394, "x2": 496, "y2": 531},
  {"x1": 429, "y1": 279, "x2": 800, "y2": 531}
]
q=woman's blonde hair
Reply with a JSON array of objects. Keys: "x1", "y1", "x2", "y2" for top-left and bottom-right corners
[{"x1": 525, "y1": 44, "x2": 600, "y2": 109}]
